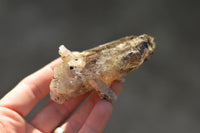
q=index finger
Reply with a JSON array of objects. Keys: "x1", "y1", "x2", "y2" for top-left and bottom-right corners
[{"x1": 0, "y1": 58, "x2": 62, "y2": 117}]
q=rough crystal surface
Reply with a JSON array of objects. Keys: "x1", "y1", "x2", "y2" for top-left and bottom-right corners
[{"x1": 50, "y1": 34, "x2": 156, "y2": 104}]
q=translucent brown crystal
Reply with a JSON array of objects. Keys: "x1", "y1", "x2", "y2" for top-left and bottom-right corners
[{"x1": 50, "y1": 34, "x2": 155, "y2": 104}]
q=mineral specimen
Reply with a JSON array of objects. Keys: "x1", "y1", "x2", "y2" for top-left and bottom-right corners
[{"x1": 50, "y1": 34, "x2": 155, "y2": 104}]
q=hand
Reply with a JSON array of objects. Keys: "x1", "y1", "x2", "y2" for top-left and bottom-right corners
[{"x1": 0, "y1": 58, "x2": 123, "y2": 133}]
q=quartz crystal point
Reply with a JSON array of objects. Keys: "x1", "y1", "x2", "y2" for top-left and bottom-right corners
[{"x1": 50, "y1": 34, "x2": 155, "y2": 104}]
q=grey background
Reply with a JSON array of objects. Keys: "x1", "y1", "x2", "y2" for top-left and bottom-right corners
[{"x1": 0, "y1": 0, "x2": 200, "y2": 133}]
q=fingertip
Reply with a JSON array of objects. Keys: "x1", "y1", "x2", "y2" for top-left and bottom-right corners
[
  {"x1": 79, "y1": 100, "x2": 113, "y2": 133},
  {"x1": 110, "y1": 80, "x2": 123, "y2": 95},
  {"x1": 97, "y1": 100, "x2": 113, "y2": 114},
  {"x1": 48, "y1": 58, "x2": 63, "y2": 70}
]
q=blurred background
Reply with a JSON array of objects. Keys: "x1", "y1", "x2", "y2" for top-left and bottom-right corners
[{"x1": 0, "y1": 0, "x2": 199, "y2": 132}]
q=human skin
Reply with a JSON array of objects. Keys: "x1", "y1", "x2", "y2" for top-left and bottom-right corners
[{"x1": 0, "y1": 58, "x2": 123, "y2": 133}]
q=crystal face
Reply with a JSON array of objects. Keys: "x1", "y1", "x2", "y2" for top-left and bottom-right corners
[{"x1": 50, "y1": 34, "x2": 156, "y2": 104}]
